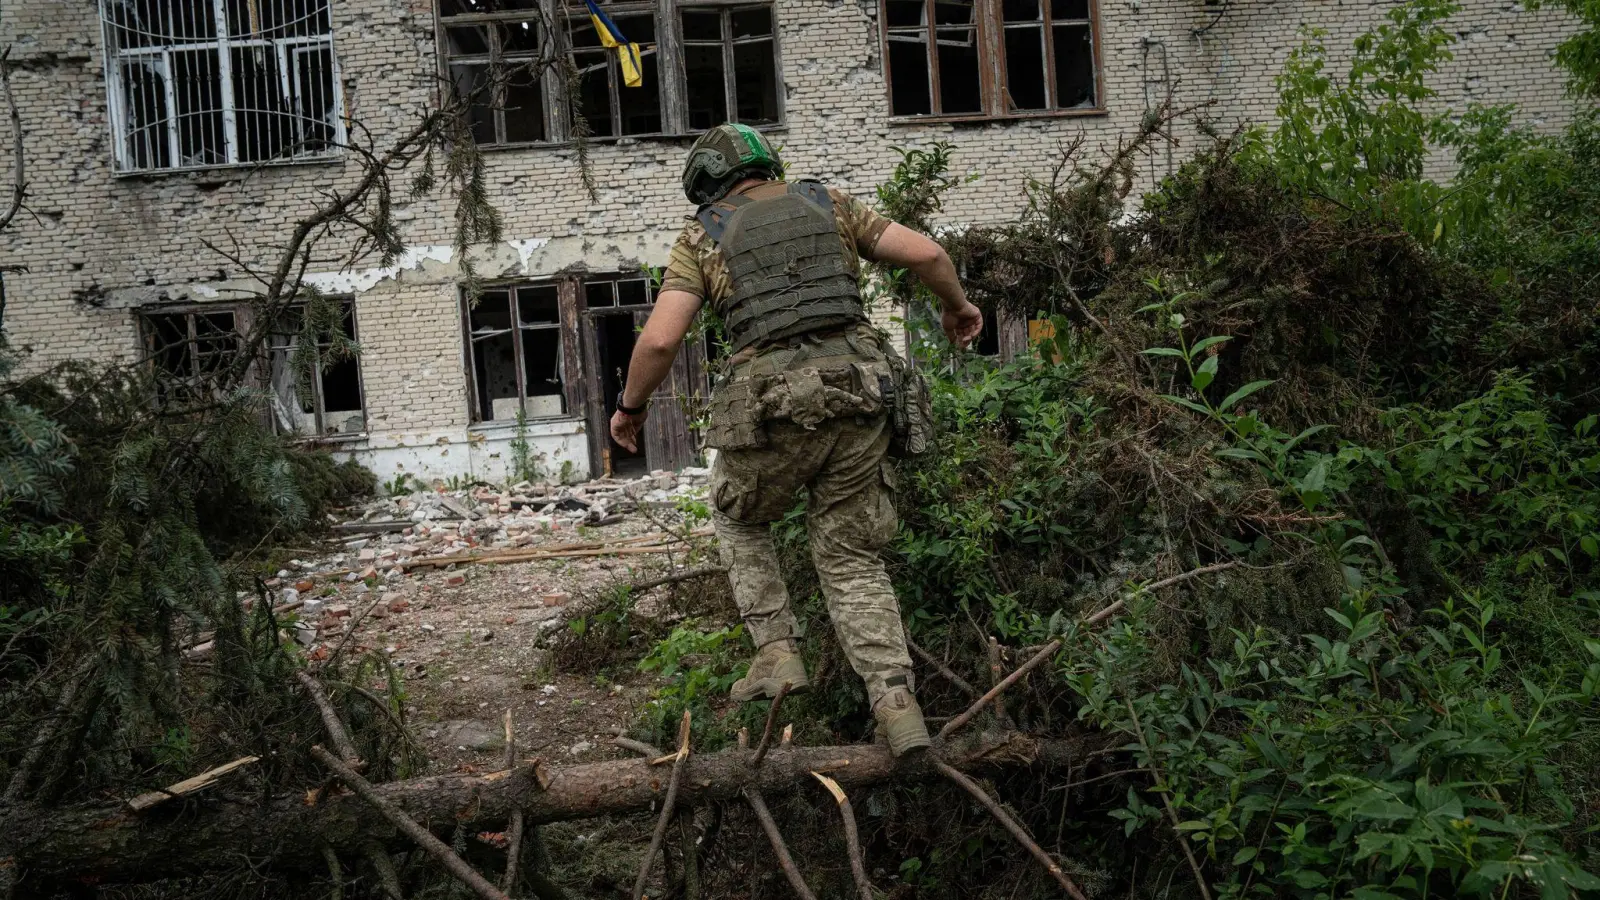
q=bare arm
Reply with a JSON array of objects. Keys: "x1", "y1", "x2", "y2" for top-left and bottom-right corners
[
  {"x1": 610, "y1": 289, "x2": 703, "y2": 452},
  {"x1": 870, "y1": 223, "x2": 983, "y2": 348}
]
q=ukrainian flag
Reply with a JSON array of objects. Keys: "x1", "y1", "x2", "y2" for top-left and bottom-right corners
[{"x1": 583, "y1": 0, "x2": 644, "y2": 88}]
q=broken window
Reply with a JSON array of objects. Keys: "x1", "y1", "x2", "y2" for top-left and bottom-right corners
[
  {"x1": 266, "y1": 299, "x2": 366, "y2": 437},
  {"x1": 141, "y1": 307, "x2": 245, "y2": 404},
  {"x1": 466, "y1": 285, "x2": 570, "y2": 422},
  {"x1": 569, "y1": 11, "x2": 663, "y2": 136},
  {"x1": 100, "y1": 0, "x2": 345, "y2": 173},
  {"x1": 681, "y1": 5, "x2": 781, "y2": 129},
  {"x1": 883, "y1": 0, "x2": 1098, "y2": 118},
  {"x1": 442, "y1": 0, "x2": 782, "y2": 145},
  {"x1": 443, "y1": 2, "x2": 552, "y2": 145}
]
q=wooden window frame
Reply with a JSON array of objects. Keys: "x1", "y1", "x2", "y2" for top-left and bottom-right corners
[
  {"x1": 435, "y1": 0, "x2": 785, "y2": 147},
  {"x1": 461, "y1": 282, "x2": 586, "y2": 425},
  {"x1": 138, "y1": 303, "x2": 253, "y2": 405},
  {"x1": 264, "y1": 298, "x2": 368, "y2": 438},
  {"x1": 677, "y1": 2, "x2": 785, "y2": 131},
  {"x1": 878, "y1": 0, "x2": 1104, "y2": 124}
]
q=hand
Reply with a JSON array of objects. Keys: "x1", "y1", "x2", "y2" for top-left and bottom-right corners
[
  {"x1": 610, "y1": 407, "x2": 648, "y2": 453},
  {"x1": 942, "y1": 300, "x2": 984, "y2": 350}
]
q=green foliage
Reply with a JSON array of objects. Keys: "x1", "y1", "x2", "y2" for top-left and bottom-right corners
[
  {"x1": 1363, "y1": 372, "x2": 1600, "y2": 581},
  {"x1": 1071, "y1": 585, "x2": 1600, "y2": 899},
  {"x1": 1263, "y1": 0, "x2": 1458, "y2": 237},
  {"x1": 509, "y1": 408, "x2": 541, "y2": 484},
  {"x1": 637, "y1": 621, "x2": 745, "y2": 745},
  {"x1": 1530, "y1": 0, "x2": 1600, "y2": 96}
]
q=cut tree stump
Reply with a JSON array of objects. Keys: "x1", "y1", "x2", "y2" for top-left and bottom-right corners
[{"x1": 0, "y1": 732, "x2": 1075, "y2": 889}]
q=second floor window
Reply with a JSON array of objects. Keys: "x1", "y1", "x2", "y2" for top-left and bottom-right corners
[
  {"x1": 440, "y1": 0, "x2": 782, "y2": 147},
  {"x1": 883, "y1": 0, "x2": 1099, "y2": 119},
  {"x1": 100, "y1": 0, "x2": 346, "y2": 173}
]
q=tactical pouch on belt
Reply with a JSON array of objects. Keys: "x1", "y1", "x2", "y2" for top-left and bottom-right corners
[
  {"x1": 884, "y1": 350, "x2": 933, "y2": 459},
  {"x1": 704, "y1": 376, "x2": 766, "y2": 451}
]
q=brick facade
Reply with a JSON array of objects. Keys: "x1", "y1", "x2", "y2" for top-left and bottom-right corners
[{"x1": 0, "y1": 0, "x2": 1580, "y2": 484}]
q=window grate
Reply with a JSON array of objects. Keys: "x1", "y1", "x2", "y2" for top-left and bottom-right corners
[{"x1": 100, "y1": 0, "x2": 346, "y2": 173}]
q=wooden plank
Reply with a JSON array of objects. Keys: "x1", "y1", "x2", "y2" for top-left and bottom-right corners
[
  {"x1": 574, "y1": 279, "x2": 608, "y2": 478},
  {"x1": 126, "y1": 756, "x2": 260, "y2": 812}
]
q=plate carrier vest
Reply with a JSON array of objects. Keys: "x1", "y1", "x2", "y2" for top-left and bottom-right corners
[{"x1": 696, "y1": 180, "x2": 866, "y2": 355}]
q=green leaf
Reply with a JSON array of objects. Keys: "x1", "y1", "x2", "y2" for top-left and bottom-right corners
[
  {"x1": 1140, "y1": 346, "x2": 1187, "y2": 358},
  {"x1": 1232, "y1": 846, "x2": 1258, "y2": 865},
  {"x1": 1219, "y1": 380, "x2": 1276, "y2": 412},
  {"x1": 1192, "y1": 355, "x2": 1220, "y2": 391},
  {"x1": 1160, "y1": 395, "x2": 1214, "y2": 417},
  {"x1": 1190, "y1": 335, "x2": 1233, "y2": 355}
]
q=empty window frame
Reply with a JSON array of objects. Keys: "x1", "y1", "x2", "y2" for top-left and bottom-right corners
[
  {"x1": 266, "y1": 299, "x2": 366, "y2": 436},
  {"x1": 681, "y1": 5, "x2": 781, "y2": 130},
  {"x1": 441, "y1": 0, "x2": 554, "y2": 144},
  {"x1": 882, "y1": 0, "x2": 1098, "y2": 118},
  {"x1": 140, "y1": 306, "x2": 246, "y2": 403},
  {"x1": 999, "y1": 0, "x2": 1095, "y2": 112},
  {"x1": 440, "y1": 0, "x2": 782, "y2": 145},
  {"x1": 100, "y1": 0, "x2": 345, "y2": 172},
  {"x1": 465, "y1": 285, "x2": 571, "y2": 422},
  {"x1": 582, "y1": 275, "x2": 654, "y2": 308}
]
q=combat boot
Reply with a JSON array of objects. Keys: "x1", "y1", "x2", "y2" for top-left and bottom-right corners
[
  {"x1": 730, "y1": 640, "x2": 810, "y2": 702},
  {"x1": 873, "y1": 685, "x2": 932, "y2": 757}
]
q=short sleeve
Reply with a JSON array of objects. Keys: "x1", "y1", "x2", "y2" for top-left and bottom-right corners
[
  {"x1": 661, "y1": 224, "x2": 708, "y2": 298},
  {"x1": 828, "y1": 188, "x2": 894, "y2": 260}
]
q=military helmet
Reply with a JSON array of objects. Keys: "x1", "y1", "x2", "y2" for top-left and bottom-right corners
[{"x1": 681, "y1": 123, "x2": 784, "y2": 206}]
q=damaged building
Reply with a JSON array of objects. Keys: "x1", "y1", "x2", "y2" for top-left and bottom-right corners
[{"x1": 0, "y1": 0, "x2": 1581, "y2": 483}]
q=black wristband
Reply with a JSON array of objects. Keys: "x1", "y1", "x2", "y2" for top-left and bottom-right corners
[{"x1": 616, "y1": 390, "x2": 648, "y2": 416}]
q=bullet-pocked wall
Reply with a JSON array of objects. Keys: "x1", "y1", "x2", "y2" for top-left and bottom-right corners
[{"x1": 0, "y1": 0, "x2": 1581, "y2": 483}]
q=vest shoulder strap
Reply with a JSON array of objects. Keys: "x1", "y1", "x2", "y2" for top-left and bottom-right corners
[
  {"x1": 695, "y1": 192, "x2": 757, "y2": 244},
  {"x1": 788, "y1": 180, "x2": 835, "y2": 218}
]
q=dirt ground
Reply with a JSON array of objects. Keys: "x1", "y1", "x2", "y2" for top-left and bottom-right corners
[{"x1": 268, "y1": 478, "x2": 731, "y2": 774}]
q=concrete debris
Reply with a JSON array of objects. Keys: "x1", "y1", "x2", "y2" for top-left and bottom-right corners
[{"x1": 440, "y1": 719, "x2": 504, "y2": 752}]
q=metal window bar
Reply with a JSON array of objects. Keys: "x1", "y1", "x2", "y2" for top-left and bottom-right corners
[{"x1": 99, "y1": 0, "x2": 346, "y2": 173}]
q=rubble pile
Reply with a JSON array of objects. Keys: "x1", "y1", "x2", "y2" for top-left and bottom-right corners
[{"x1": 255, "y1": 468, "x2": 711, "y2": 658}]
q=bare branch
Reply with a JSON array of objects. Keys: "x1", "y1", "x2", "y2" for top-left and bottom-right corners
[
  {"x1": 811, "y1": 773, "x2": 874, "y2": 900},
  {"x1": 633, "y1": 710, "x2": 691, "y2": 900},
  {"x1": 745, "y1": 789, "x2": 818, "y2": 900},
  {"x1": 310, "y1": 746, "x2": 510, "y2": 900},
  {"x1": 751, "y1": 681, "x2": 793, "y2": 768},
  {"x1": 939, "y1": 641, "x2": 1062, "y2": 740},
  {"x1": 0, "y1": 47, "x2": 26, "y2": 234},
  {"x1": 933, "y1": 758, "x2": 1089, "y2": 900}
]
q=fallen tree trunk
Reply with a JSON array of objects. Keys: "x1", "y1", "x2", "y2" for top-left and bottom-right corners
[{"x1": 0, "y1": 732, "x2": 1075, "y2": 889}]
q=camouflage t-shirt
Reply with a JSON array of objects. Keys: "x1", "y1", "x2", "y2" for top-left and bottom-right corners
[{"x1": 660, "y1": 181, "x2": 893, "y2": 317}]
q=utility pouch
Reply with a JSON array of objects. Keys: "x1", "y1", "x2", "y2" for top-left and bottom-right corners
[
  {"x1": 703, "y1": 375, "x2": 766, "y2": 451},
  {"x1": 885, "y1": 350, "x2": 933, "y2": 459}
]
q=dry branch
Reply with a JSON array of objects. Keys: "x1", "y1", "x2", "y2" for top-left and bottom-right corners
[
  {"x1": 933, "y1": 759, "x2": 1089, "y2": 900},
  {"x1": 297, "y1": 671, "x2": 362, "y2": 768},
  {"x1": 750, "y1": 682, "x2": 792, "y2": 768},
  {"x1": 364, "y1": 842, "x2": 404, "y2": 900},
  {"x1": 501, "y1": 711, "x2": 523, "y2": 894},
  {"x1": 1084, "y1": 561, "x2": 1242, "y2": 626},
  {"x1": 2, "y1": 734, "x2": 1077, "y2": 887},
  {"x1": 0, "y1": 46, "x2": 26, "y2": 234},
  {"x1": 311, "y1": 746, "x2": 510, "y2": 900},
  {"x1": 745, "y1": 789, "x2": 818, "y2": 900},
  {"x1": 626, "y1": 565, "x2": 727, "y2": 594},
  {"x1": 633, "y1": 711, "x2": 691, "y2": 900},
  {"x1": 939, "y1": 641, "x2": 1062, "y2": 740},
  {"x1": 907, "y1": 637, "x2": 980, "y2": 697},
  {"x1": 403, "y1": 527, "x2": 714, "y2": 572},
  {"x1": 125, "y1": 756, "x2": 259, "y2": 813},
  {"x1": 811, "y1": 773, "x2": 874, "y2": 900}
]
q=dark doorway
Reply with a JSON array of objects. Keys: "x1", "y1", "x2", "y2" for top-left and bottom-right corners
[{"x1": 593, "y1": 311, "x2": 649, "y2": 478}]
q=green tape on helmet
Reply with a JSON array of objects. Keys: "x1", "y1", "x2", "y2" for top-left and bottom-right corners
[{"x1": 681, "y1": 123, "x2": 786, "y2": 205}]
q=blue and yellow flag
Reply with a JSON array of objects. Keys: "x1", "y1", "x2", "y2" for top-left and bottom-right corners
[{"x1": 583, "y1": 0, "x2": 643, "y2": 88}]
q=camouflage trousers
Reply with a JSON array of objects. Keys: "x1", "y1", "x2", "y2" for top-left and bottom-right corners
[{"x1": 710, "y1": 413, "x2": 914, "y2": 707}]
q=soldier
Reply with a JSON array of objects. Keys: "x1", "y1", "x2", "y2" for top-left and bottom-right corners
[{"x1": 610, "y1": 124, "x2": 982, "y2": 756}]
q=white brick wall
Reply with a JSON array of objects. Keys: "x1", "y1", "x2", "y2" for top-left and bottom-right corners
[{"x1": 0, "y1": 0, "x2": 1580, "y2": 478}]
